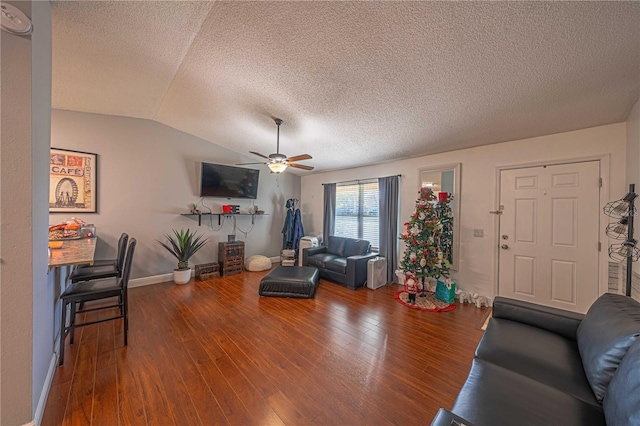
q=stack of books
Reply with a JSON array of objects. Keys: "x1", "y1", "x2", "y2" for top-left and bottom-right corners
[{"x1": 281, "y1": 249, "x2": 296, "y2": 267}]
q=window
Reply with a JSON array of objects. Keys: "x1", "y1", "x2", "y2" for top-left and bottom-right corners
[{"x1": 335, "y1": 180, "x2": 379, "y2": 248}]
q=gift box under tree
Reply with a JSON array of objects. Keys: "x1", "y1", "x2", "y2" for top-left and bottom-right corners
[{"x1": 435, "y1": 279, "x2": 456, "y2": 304}]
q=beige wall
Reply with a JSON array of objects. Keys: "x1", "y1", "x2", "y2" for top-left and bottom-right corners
[
  {"x1": 302, "y1": 123, "x2": 627, "y2": 298},
  {"x1": 625, "y1": 99, "x2": 640, "y2": 301},
  {"x1": 1, "y1": 2, "x2": 35, "y2": 424},
  {"x1": 1, "y1": 2, "x2": 53, "y2": 423},
  {"x1": 626, "y1": 99, "x2": 640, "y2": 187},
  {"x1": 51, "y1": 110, "x2": 301, "y2": 280},
  {"x1": 31, "y1": 1, "x2": 55, "y2": 422}
]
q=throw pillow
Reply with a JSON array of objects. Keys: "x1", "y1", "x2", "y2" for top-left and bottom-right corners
[
  {"x1": 603, "y1": 337, "x2": 640, "y2": 425},
  {"x1": 576, "y1": 293, "x2": 640, "y2": 402}
]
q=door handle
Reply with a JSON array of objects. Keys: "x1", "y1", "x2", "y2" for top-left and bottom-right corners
[{"x1": 501, "y1": 244, "x2": 509, "y2": 250}]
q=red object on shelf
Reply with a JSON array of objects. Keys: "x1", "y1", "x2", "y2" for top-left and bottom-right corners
[{"x1": 438, "y1": 192, "x2": 449, "y2": 202}]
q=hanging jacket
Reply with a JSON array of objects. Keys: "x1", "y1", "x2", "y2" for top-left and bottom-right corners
[
  {"x1": 292, "y1": 208, "x2": 304, "y2": 251},
  {"x1": 282, "y1": 208, "x2": 295, "y2": 249}
]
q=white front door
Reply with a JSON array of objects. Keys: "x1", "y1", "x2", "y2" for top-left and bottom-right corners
[{"x1": 498, "y1": 161, "x2": 600, "y2": 313}]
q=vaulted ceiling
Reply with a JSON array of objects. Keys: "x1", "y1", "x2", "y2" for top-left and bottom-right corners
[{"x1": 52, "y1": 1, "x2": 640, "y2": 174}]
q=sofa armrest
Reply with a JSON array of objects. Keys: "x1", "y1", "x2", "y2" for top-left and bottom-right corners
[
  {"x1": 345, "y1": 252, "x2": 379, "y2": 289},
  {"x1": 302, "y1": 246, "x2": 326, "y2": 266},
  {"x1": 431, "y1": 408, "x2": 474, "y2": 426},
  {"x1": 492, "y1": 296, "x2": 585, "y2": 340}
]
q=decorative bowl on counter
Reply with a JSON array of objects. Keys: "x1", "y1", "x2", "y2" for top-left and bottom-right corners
[{"x1": 48, "y1": 241, "x2": 64, "y2": 249}]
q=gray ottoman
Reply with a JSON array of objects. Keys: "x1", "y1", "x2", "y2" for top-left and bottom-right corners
[{"x1": 259, "y1": 266, "x2": 320, "y2": 299}]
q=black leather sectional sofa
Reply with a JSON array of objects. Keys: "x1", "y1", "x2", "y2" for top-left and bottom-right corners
[
  {"x1": 302, "y1": 236, "x2": 378, "y2": 290},
  {"x1": 433, "y1": 294, "x2": 640, "y2": 426}
]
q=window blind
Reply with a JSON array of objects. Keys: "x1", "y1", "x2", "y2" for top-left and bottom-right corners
[{"x1": 335, "y1": 180, "x2": 379, "y2": 248}]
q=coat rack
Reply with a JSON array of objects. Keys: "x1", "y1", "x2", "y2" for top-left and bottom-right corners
[{"x1": 604, "y1": 184, "x2": 638, "y2": 297}]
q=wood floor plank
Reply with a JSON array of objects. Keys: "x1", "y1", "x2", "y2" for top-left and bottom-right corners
[
  {"x1": 44, "y1": 272, "x2": 486, "y2": 425},
  {"x1": 115, "y1": 339, "x2": 148, "y2": 425},
  {"x1": 91, "y1": 366, "x2": 120, "y2": 426},
  {"x1": 62, "y1": 311, "x2": 99, "y2": 426},
  {"x1": 41, "y1": 381, "x2": 71, "y2": 426},
  {"x1": 129, "y1": 328, "x2": 176, "y2": 426}
]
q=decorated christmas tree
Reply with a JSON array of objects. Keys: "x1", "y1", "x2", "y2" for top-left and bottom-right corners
[{"x1": 399, "y1": 187, "x2": 453, "y2": 293}]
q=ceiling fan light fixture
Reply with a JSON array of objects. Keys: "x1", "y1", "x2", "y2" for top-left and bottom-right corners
[
  {"x1": 268, "y1": 162, "x2": 288, "y2": 174},
  {"x1": 237, "y1": 118, "x2": 313, "y2": 172}
]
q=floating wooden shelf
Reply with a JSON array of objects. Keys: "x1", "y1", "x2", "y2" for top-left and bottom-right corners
[{"x1": 180, "y1": 213, "x2": 268, "y2": 226}]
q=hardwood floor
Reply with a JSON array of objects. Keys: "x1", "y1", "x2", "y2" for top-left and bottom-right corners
[{"x1": 43, "y1": 269, "x2": 488, "y2": 425}]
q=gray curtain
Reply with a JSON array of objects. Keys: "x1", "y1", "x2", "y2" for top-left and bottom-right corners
[
  {"x1": 323, "y1": 183, "x2": 336, "y2": 245},
  {"x1": 379, "y1": 175, "x2": 399, "y2": 283}
]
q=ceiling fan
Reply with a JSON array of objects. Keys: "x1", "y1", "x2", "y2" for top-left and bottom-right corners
[{"x1": 237, "y1": 118, "x2": 314, "y2": 173}]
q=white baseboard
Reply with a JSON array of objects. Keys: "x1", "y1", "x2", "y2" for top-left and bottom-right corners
[
  {"x1": 128, "y1": 259, "x2": 280, "y2": 289},
  {"x1": 128, "y1": 272, "x2": 178, "y2": 288},
  {"x1": 129, "y1": 270, "x2": 174, "y2": 287},
  {"x1": 32, "y1": 350, "x2": 57, "y2": 426}
]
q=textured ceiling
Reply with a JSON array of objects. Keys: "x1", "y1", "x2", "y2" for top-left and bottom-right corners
[{"x1": 52, "y1": 1, "x2": 640, "y2": 174}]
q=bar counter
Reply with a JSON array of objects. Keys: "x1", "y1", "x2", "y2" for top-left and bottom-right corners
[{"x1": 48, "y1": 237, "x2": 97, "y2": 269}]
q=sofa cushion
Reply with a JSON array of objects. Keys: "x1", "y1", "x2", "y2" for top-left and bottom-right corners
[
  {"x1": 452, "y1": 359, "x2": 605, "y2": 426},
  {"x1": 325, "y1": 258, "x2": 347, "y2": 274},
  {"x1": 306, "y1": 253, "x2": 338, "y2": 269},
  {"x1": 326, "y1": 236, "x2": 347, "y2": 257},
  {"x1": 577, "y1": 293, "x2": 640, "y2": 402},
  {"x1": 343, "y1": 239, "x2": 370, "y2": 257},
  {"x1": 476, "y1": 317, "x2": 598, "y2": 406},
  {"x1": 603, "y1": 337, "x2": 640, "y2": 425}
]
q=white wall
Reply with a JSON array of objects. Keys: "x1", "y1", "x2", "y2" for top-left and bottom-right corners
[
  {"x1": 302, "y1": 123, "x2": 627, "y2": 298},
  {"x1": 625, "y1": 98, "x2": 640, "y2": 301},
  {"x1": 51, "y1": 110, "x2": 301, "y2": 280}
]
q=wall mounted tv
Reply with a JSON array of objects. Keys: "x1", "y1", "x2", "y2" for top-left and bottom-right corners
[{"x1": 200, "y1": 162, "x2": 260, "y2": 199}]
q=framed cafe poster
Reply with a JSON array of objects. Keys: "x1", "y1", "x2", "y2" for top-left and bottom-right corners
[{"x1": 49, "y1": 148, "x2": 97, "y2": 213}]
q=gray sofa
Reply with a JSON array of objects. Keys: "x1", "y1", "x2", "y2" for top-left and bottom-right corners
[
  {"x1": 433, "y1": 293, "x2": 640, "y2": 426},
  {"x1": 302, "y1": 236, "x2": 378, "y2": 290}
]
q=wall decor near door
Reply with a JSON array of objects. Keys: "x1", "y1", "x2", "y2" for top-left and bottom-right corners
[
  {"x1": 49, "y1": 148, "x2": 97, "y2": 213},
  {"x1": 604, "y1": 184, "x2": 638, "y2": 297}
]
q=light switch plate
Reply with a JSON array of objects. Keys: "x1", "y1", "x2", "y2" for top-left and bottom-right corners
[{"x1": 473, "y1": 229, "x2": 484, "y2": 238}]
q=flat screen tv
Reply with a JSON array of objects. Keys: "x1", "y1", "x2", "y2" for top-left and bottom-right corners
[{"x1": 200, "y1": 162, "x2": 260, "y2": 199}]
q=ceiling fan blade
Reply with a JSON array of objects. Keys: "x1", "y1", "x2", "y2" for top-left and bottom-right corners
[
  {"x1": 289, "y1": 163, "x2": 314, "y2": 171},
  {"x1": 235, "y1": 162, "x2": 266, "y2": 166},
  {"x1": 250, "y1": 151, "x2": 270, "y2": 160},
  {"x1": 286, "y1": 154, "x2": 312, "y2": 162}
]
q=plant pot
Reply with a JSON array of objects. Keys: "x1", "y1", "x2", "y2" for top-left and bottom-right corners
[{"x1": 173, "y1": 268, "x2": 192, "y2": 285}]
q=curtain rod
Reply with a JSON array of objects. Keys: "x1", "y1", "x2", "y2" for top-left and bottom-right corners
[{"x1": 322, "y1": 174, "x2": 401, "y2": 185}]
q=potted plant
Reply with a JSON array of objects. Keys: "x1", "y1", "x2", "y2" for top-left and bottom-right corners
[{"x1": 158, "y1": 229, "x2": 208, "y2": 284}]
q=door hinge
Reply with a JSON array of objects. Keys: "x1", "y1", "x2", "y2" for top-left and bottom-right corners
[
  {"x1": 599, "y1": 177, "x2": 602, "y2": 187},
  {"x1": 598, "y1": 242, "x2": 602, "y2": 252}
]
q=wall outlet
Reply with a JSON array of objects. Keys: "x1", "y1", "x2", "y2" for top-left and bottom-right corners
[{"x1": 473, "y1": 229, "x2": 484, "y2": 238}]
